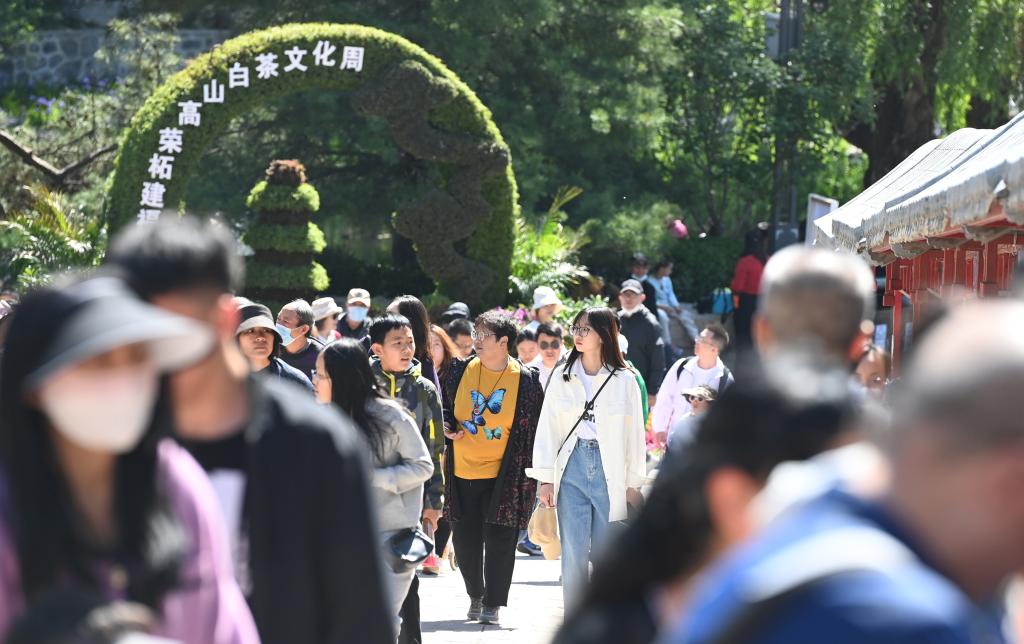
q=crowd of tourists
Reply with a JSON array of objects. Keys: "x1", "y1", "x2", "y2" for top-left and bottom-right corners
[{"x1": 0, "y1": 213, "x2": 1020, "y2": 644}]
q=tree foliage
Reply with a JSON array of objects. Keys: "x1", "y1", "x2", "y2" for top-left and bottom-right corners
[
  {"x1": 0, "y1": 184, "x2": 105, "y2": 291},
  {"x1": 2, "y1": 1, "x2": 1024, "y2": 302}
]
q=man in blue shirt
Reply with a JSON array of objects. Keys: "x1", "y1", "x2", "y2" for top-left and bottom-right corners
[{"x1": 663, "y1": 300, "x2": 1024, "y2": 644}]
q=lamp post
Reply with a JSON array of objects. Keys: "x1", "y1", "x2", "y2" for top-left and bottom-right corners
[
  {"x1": 770, "y1": 0, "x2": 801, "y2": 252},
  {"x1": 769, "y1": 0, "x2": 826, "y2": 251}
]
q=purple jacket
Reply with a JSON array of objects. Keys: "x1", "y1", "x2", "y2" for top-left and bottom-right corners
[{"x1": 0, "y1": 440, "x2": 258, "y2": 643}]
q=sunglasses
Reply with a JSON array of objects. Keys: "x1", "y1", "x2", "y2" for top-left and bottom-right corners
[
  {"x1": 539, "y1": 340, "x2": 561, "y2": 350},
  {"x1": 683, "y1": 394, "x2": 709, "y2": 403}
]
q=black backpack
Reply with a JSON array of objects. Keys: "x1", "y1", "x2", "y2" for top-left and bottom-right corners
[{"x1": 676, "y1": 357, "x2": 733, "y2": 394}]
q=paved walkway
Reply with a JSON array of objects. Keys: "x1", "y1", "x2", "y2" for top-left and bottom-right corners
[{"x1": 419, "y1": 552, "x2": 564, "y2": 643}]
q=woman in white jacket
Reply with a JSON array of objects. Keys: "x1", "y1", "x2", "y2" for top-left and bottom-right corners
[
  {"x1": 315, "y1": 339, "x2": 434, "y2": 637},
  {"x1": 527, "y1": 307, "x2": 646, "y2": 607}
]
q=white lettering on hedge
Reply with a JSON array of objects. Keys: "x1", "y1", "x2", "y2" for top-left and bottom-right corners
[
  {"x1": 148, "y1": 154, "x2": 174, "y2": 181},
  {"x1": 284, "y1": 46, "x2": 308, "y2": 72},
  {"x1": 137, "y1": 209, "x2": 161, "y2": 223},
  {"x1": 256, "y1": 52, "x2": 279, "y2": 79},
  {"x1": 158, "y1": 128, "x2": 183, "y2": 154},
  {"x1": 140, "y1": 182, "x2": 166, "y2": 209},
  {"x1": 178, "y1": 101, "x2": 202, "y2": 127},
  {"x1": 313, "y1": 40, "x2": 337, "y2": 67},
  {"x1": 203, "y1": 79, "x2": 225, "y2": 103},
  {"x1": 341, "y1": 46, "x2": 364, "y2": 72},
  {"x1": 229, "y1": 62, "x2": 250, "y2": 88}
]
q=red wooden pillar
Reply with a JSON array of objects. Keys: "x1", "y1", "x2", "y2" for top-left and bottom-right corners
[
  {"x1": 980, "y1": 240, "x2": 1001, "y2": 297},
  {"x1": 891, "y1": 288, "x2": 903, "y2": 377}
]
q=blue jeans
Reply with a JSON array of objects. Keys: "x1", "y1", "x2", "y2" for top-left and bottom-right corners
[{"x1": 557, "y1": 439, "x2": 611, "y2": 609}]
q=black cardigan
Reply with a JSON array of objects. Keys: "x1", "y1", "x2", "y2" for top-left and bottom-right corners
[{"x1": 243, "y1": 378, "x2": 392, "y2": 644}]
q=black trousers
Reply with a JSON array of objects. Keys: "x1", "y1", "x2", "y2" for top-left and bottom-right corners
[
  {"x1": 734, "y1": 293, "x2": 758, "y2": 349},
  {"x1": 397, "y1": 574, "x2": 421, "y2": 644},
  {"x1": 435, "y1": 517, "x2": 452, "y2": 555},
  {"x1": 452, "y1": 476, "x2": 519, "y2": 607}
]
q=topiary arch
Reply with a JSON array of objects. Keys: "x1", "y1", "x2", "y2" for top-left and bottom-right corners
[{"x1": 105, "y1": 23, "x2": 519, "y2": 310}]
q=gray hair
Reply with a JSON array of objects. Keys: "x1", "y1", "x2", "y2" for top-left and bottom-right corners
[
  {"x1": 283, "y1": 298, "x2": 315, "y2": 338},
  {"x1": 892, "y1": 300, "x2": 1024, "y2": 454},
  {"x1": 759, "y1": 246, "x2": 875, "y2": 359}
]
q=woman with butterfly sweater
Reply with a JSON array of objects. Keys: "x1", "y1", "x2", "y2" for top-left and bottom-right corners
[
  {"x1": 527, "y1": 307, "x2": 647, "y2": 609},
  {"x1": 441, "y1": 311, "x2": 545, "y2": 626}
]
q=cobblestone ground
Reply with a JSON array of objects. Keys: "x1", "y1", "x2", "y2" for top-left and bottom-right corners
[{"x1": 419, "y1": 552, "x2": 563, "y2": 644}]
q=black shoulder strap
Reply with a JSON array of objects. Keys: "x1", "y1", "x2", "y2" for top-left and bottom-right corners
[
  {"x1": 555, "y1": 368, "x2": 618, "y2": 459},
  {"x1": 719, "y1": 365, "x2": 732, "y2": 394},
  {"x1": 676, "y1": 357, "x2": 693, "y2": 379}
]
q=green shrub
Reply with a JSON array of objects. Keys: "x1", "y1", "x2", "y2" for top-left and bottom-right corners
[
  {"x1": 667, "y1": 237, "x2": 743, "y2": 302},
  {"x1": 242, "y1": 160, "x2": 329, "y2": 302},
  {"x1": 105, "y1": 22, "x2": 519, "y2": 310},
  {"x1": 245, "y1": 181, "x2": 321, "y2": 213},
  {"x1": 578, "y1": 200, "x2": 678, "y2": 280},
  {"x1": 246, "y1": 260, "x2": 330, "y2": 292},
  {"x1": 509, "y1": 186, "x2": 589, "y2": 304},
  {"x1": 244, "y1": 221, "x2": 326, "y2": 254},
  {"x1": 577, "y1": 199, "x2": 743, "y2": 303}
]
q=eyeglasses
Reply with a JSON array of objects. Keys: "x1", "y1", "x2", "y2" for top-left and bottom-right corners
[
  {"x1": 539, "y1": 340, "x2": 561, "y2": 350},
  {"x1": 570, "y1": 325, "x2": 592, "y2": 338},
  {"x1": 311, "y1": 369, "x2": 330, "y2": 384},
  {"x1": 470, "y1": 329, "x2": 495, "y2": 341},
  {"x1": 683, "y1": 394, "x2": 709, "y2": 403}
]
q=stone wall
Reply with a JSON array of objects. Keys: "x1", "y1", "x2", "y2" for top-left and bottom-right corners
[{"x1": 0, "y1": 28, "x2": 230, "y2": 88}]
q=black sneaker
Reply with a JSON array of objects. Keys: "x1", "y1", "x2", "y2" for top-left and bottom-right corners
[
  {"x1": 480, "y1": 605, "x2": 500, "y2": 625},
  {"x1": 467, "y1": 597, "x2": 483, "y2": 621},
  {"x1": 516, "y1": 537, "x2": 543, "y2": 556}
]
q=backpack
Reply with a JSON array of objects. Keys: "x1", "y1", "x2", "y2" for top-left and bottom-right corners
[
  {"x1": 676, "y1": 357, "x2": 733, "y2": 394},
  {"x1": 711, "y1": 287, "x2": 734, "y2": 315}
]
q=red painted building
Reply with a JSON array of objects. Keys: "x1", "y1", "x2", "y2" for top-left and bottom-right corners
[{"x1": 814, "y1": 113, "x2": 1024, "y2": 373}]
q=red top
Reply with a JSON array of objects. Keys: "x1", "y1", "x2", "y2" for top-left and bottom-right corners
[{"x1": 731, "y1": 255, "x2": 765, "y2": 295}]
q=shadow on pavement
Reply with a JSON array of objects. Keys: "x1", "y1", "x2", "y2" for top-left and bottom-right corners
[{"x1": 422, "y1": 619, "x2": 484, "y2": 633}]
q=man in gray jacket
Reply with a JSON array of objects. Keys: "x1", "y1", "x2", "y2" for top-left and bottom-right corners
[{"x1": 618, "y1": 279, "x2": 666, "y2": 405}]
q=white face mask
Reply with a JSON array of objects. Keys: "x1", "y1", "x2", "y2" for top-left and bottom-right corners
[
  {"x1": 621, "y1": 302, "x2": 645, "y2": 317},
  {"x1": 38, "y1": 364, "x2": 158, "y2": 454}
]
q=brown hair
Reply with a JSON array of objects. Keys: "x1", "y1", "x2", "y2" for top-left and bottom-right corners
[
  {"x1": 563, "y1": 307, "x2": 628, "y2": 380},
  {"x1": 429, "y1": 324, "x2": 458, "y2": 379}
]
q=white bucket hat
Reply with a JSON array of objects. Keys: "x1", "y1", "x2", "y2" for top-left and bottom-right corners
[
  {"x1": 311, "y1": 297, "x2": 344, "y2": 321},
  {"x1": 532, "y1": 286, "x2": 563, "y2": 312}
]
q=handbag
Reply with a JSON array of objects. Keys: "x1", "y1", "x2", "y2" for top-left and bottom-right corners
[{"x1": 384, "y1": 526, "x2": 435, "y2": 573}]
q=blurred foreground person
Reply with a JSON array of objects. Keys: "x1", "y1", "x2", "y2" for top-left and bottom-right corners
[
  {"x1": 0, "y1": 275, "x2": 256, "y2": 642},
  {"x1": 106, "y1": 217, "x2": 392, "y2": 643},
  {"x1": 5, "y1": 591, "x2": 164, "y2": 644},
  {"x1": 554, "y1": 364, "x2": 860, "y2": 644},
  {"x1": 754, "y1": 245, "x2": 876, "y2": 369},
  {"x1": 316, "y1": 339, "x2": 434, "y2": 636},
  {"x1": 661, "y1": 300, "x2": 1024, "y2": 643}
]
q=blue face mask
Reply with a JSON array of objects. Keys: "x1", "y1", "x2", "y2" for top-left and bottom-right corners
[
  {"x1": 276, "y1": 324, "x2": 295, "y2": 345},
  {"x1": 347, "y1": 305, "x2": 369, "y2": 323}
]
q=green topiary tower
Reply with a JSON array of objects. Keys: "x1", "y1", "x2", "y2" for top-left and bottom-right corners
[{"x1": 242, "y1": 159, "x2": 328, "y2": 308}]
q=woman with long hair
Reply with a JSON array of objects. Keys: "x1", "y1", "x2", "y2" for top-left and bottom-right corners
[
  {"x1": 0, "y1": 275, "x2": 257, "y2": 642},
  {"x1": 314, "y1": 338, "x2": 433, "y2": 636},
  {"x1": 553, "y1": 367, "x2": 864, "y2": 644},
  {"x1": 529, "y1": 307, "x2": 647, "y2": 609},
  {"x1": 427, "y1": 323, "x2": 460, "y2": 568},
  {"x1": 428, "y1": 324, "x2": 458, "y2": 391}
]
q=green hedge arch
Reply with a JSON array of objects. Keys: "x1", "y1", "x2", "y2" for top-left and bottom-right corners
[{"x1": 105, "y1": 23, "x2": 519, "y2": 310}]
